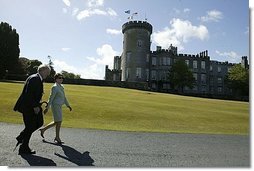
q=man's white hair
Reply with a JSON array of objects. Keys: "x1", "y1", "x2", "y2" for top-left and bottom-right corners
[{"x1": 37, "y1": 64, "x2": 51, "y2": 72}]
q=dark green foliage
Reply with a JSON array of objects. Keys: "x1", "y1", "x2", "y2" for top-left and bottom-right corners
[
  {"x1": 0, "y1": 22, "x2": 20, "y2": 78},
  {"x1": 168, "y1": 60, "x2": 195, "y2": 93},
  {"x1": 61, "y1": 70, "x2": 81, "y2": 79},
  {"x1": 225, "y1": 64, "x2": 249, "y2": 96},
  {"x1": 26, "y1": 59, "x2": 42, "y2": 75}
]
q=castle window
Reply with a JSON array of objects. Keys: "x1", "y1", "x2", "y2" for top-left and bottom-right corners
[
  {"x1": 218, "y1": 77, "x2": 222, "y2": 84},
  {"x1": 137, "y1": 40, "x2": 142, "y2": 47},
  {"x1": 152, "y1": 57, "x2": 156, "y2": 66},
  {"x1": 210, "y1": 65, "x2": 213, "y2": 71},
  {"x1": 202, "y1": 86, "x2": 206, "y2": 92},
  {"x1": 201, "y1": 61, "x2": 205, "y2": 69},
  {"x1": 152, "y1": 83, "x2": 156, "y2": 89},
  {"x1": 193, "y1": 60, "x2": 197, "y2": 69},
  {"x1": 162, "y1": 71, "x2": 167, "y2": 80},
  {"x1": 193, "y1": 73, "x2": 198, "y2": 82},
  {"x1": 218, "y1": 66, "x2": 221, "y2": 72},
  {"x1": 163, "y1": 57, "x2": 167, "y2": 65},
  {"x1": 227, "y1": 67, "x2": 231, "y2": 72},
  {"x1": 127, "y1": 52, "x2": 131, "y2": 63},
  {"x1": 126, "y1": 68, "x2": 129, "y2": 79},
  {"x1": 201, "y1": 74, "x2": 206, "y2": 84},
  {"x1": 146, "y1": 69, "x2": 149, "y2": 81},
  {"x1": 151, "y1": 70, "x2": 156, "y2": 80},
  {"x1": 136, "y1": 68, "x2": 142, "y2": 78},
  {"x1": 166, "y1": 57, "x2": 171, "y2": 65},
  {"x1": 218, "y1": 87, "x2": 222, "y2": 93},
  {"x1": 193, "y1": 85, "x2": 198, "y2": 91},
  {"x1": 185, "y1": 60, "x2": 189, "y2": 67},
  {"x1": 146, "y1": 54, "x2": 149, "y2": 62},
  {"x1": 210, "y1": 77, "x2": 214, "y2": 85}
]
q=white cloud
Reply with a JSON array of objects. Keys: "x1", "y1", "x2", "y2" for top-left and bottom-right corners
[
  {"x1": 173, "y1": 8, "x2": 190, "y2": 15},
  {"x1": 76, "y1": 8, "x2": 117, "y2": 20},
  {"x1": 62, "y1": 0, "x2": 71, "y2": 7},
  {"x1": 215, "y1": 50, "x2": 240, "y2": 62},
  {"x1": 52, "y1": 59, "x2": 103, "y2": 79},
  {"x1": 183, "y1": 8, "x2": 190, "y2": 13},
  {"x1": 88, "y1": 0, "x2": 104, "y2": 7},
  {"x1": 62, "y1": 8, "x2": 68, "y2": 14},
  {"x1": 53, "y1": 59, "x2": 79, "y2": 74},
  {"x1": 72, "y1": 8, "x2": 79, "y2": 16},
  {"x1": 173, "y1": 8, "x2": 181, "y2": 15},
  {"x1": 87, "y1": 44, "x2": 118, "y2": 68},
  {"x1": 64, "y1": 0, "x2": 117, "y2": 21},
  {"x1": 76, "y1": 10, "x2": 90, "y2": 20},
  {"x1": 107, "y1": 8, "x2": 117, "y2": 16},
  {"x1": 152, "y1": 18, "x2": 209, "y2": 50},
  {"x1": 200, "y1": 10, "x2": 223, "y2": 22},
  {"x1": 215, "y1": 50, "x2": 238, "y2": 58},
  {"x1": 106, "y1": 28, "x2": 121, "y2": 35},
  {"x1": 61, "y1": 48, "x2": 71, "y2": 52},
  {"x1": 77, "y1": 63, "x2": 103, "y2": 79}
]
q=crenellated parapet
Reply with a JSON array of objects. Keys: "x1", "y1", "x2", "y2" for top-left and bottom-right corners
[
  {"x1": 210, "y1": 60, "x2": 234, "y2": 66},
  {"x1": 122, "y1": 20, "x2": 153, "y2": 34}
]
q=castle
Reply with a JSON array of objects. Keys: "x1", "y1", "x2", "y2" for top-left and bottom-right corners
[{"x1": 105, "y1": 20, "x2": 248, "y2": 96}]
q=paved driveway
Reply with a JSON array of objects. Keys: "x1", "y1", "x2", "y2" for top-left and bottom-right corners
[{"x1": 0, "y1": 122, "x2": 249, "y2": 167}]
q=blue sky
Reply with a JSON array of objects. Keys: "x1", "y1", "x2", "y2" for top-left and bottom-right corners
[{"x1": 0, "y1": 0, "x2": 249, "y2": 79}]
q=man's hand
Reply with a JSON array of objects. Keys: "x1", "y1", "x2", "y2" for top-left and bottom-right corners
[
  {"x1": 43, "y1": 108, "x2": 48, "y2": 114},
  {"x1": 33, "y1": 107, "x2": 40, "y2": 114},
  {"x1": 68, "y1": 106, "x2": 72, "y2": 111}
]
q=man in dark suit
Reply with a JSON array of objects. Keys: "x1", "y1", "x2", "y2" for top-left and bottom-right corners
[{"x1": 14, "y1": 64, "x2": 51, "y2": 154}]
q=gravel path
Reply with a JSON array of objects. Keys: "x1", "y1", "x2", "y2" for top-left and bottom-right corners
[{"x1": 0, "y1": 122, "x2": 249, "y2": 167}]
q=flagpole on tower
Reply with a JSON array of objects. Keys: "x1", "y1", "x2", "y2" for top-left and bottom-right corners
[
  {"x1": 132, "y1": 12, "x2": 138, "y2": 20},
  {"x1": 124, "y1": 10, "x2": 131, "y2": 21}
]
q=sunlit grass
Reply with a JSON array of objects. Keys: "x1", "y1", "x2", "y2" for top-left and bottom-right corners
[{"x1": 0, "y1": 81, "x2": 249, "y2": 135}]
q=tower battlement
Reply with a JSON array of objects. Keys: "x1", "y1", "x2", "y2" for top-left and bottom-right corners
[{"x1": 122, "y1": 20, "x2": 153, "y2": 34}]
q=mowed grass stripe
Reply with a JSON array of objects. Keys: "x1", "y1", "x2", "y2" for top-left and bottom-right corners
[{"x1": 0, "y1": 82, "x2": 249, "y2": 135}]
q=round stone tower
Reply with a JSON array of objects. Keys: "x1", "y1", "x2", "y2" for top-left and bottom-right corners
[{"x1": 121, "y1": 20, "x2": 153, "y2": 82}]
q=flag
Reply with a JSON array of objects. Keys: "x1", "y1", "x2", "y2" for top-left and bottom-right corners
[
  {"x1": 128, "y1": 16, "x2": 133, "y2": 20},
  {"x1": 125, "y1": 10, "x2": 130, "y2": 14}
]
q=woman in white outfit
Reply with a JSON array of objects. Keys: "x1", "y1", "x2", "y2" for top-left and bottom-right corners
[{"x1": 39, "y1": 73, "x2": 72, "y2": 144}]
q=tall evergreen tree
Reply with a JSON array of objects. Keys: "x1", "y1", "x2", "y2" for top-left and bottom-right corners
[{"x1": 0, "y1": 22, "x2": 20, "y2": 78}]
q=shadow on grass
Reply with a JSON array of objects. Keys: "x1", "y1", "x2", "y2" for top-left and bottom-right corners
[
  {"x1": 20, "y1": 154, "x2": 57, "y2": 166},
  {"x1": 43, "y1": 139, "x2": 94, "y2": 166}
]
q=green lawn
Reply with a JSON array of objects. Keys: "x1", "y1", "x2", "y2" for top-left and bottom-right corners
[{"x1": 0, "y1": 81, "x2": 249, "y2": 135}]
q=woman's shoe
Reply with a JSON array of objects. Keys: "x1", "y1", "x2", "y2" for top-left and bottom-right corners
[
  {"x1": 13, "y1": 137, "x2": 23, "y2": 152},
  {"x1": 54, "y1": 138, "x2": 64, "y2": 144},
  {"x1": 39, "y1": 129, "x2": 44, "y2": 139}
]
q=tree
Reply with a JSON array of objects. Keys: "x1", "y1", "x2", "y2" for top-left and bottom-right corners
[
  {"x1": 61, "y1": 70, "x2": 81, "y2": 79},
  {"x1": 27, "y1": 59, "x2": 42, "y2": 75},
  {"x1": 0, "y1": 22, "x2": 20, "y2": 78},
  {"x1": 225, "y1": 64, "x2": 249, "y2": 97},
  {"x1": 167, "y1": 60, "x2": 195, "y2": 93},
  {"x1": 47, "y1": 55, "x2": 56, "y2": 79},
  {"x1": 14, "y1": 57, "x2": 30, "y2": 75}
]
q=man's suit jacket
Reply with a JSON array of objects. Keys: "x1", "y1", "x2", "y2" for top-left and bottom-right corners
[{"x1": 14, "y1": 73, "x2": 43, "y2": 114}]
